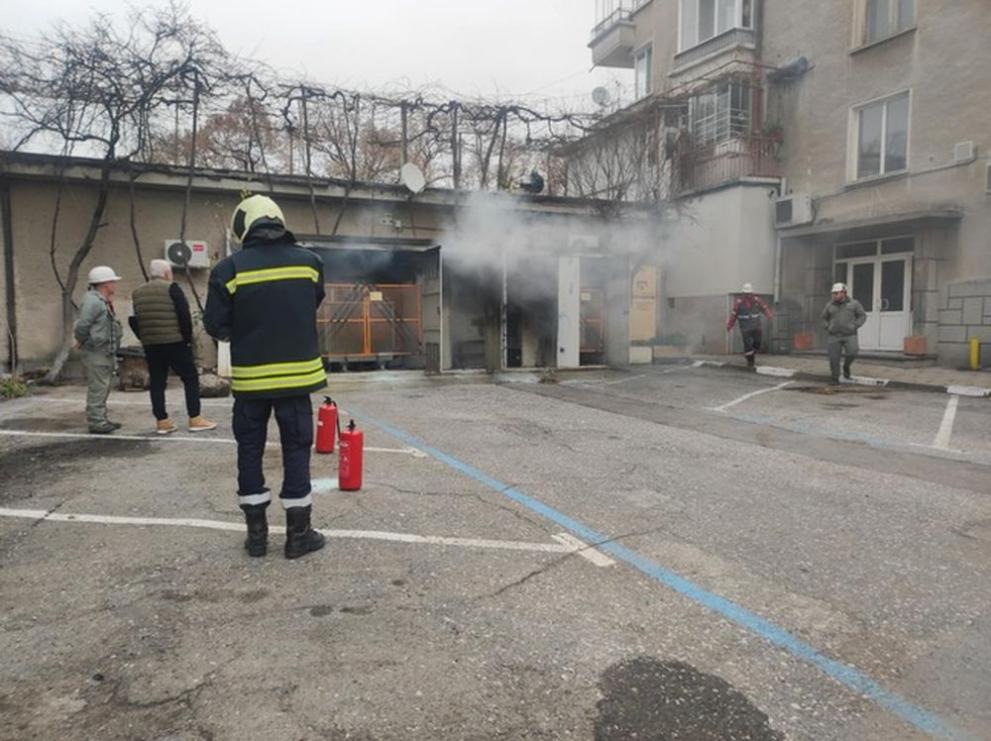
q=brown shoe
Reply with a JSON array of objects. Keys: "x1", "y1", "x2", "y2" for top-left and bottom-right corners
[
  {"x1": 189, "y1": 415, "x2": 218, "y2": 432},
  {"x1": 156, "y1": 418, "x2": 179, "y2": 435}
]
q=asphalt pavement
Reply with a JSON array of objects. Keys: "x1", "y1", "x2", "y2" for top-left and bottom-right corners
[{"x1": 0, "y1": 365, "x2": 988, "y2": 741}]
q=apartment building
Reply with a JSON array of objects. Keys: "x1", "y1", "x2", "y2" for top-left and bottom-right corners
[{"x1": 585, "y1": 0, "x2": 991, "y2": 366}]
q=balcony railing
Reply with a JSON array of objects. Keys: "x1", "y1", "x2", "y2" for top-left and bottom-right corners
[
  {"x1": 673, "y1": 133, "x2": 782, "y2": 195},
  {"x1": 590, "y1": 0, "x2": 650, "y2": 43},
  {"x1": 673, "y1": 27, "x2": 757, "y2": 70}
]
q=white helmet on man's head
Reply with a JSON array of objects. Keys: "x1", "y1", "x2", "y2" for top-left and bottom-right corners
[
  {"x1": 742, "y1": 283, "x2": 754, "y2": 293},
  {"x1": 87, "y1": 266, "x2": 122, "y2": 285},
  {"x1": 831, "y1": 282, "x2": 848, "y2": 293}
]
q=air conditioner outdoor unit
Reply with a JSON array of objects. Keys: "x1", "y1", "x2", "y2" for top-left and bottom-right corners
[
  {"x1": 164, "y1": 240, "x2": 210, "y2": 269},
  {"x1": 774, "y1": 193, "x2": 813, "y2": 228}
]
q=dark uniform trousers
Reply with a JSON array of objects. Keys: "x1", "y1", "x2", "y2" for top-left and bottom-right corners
[{"x1": 233, "y1": 395, "x2": 314, "y2": 509}]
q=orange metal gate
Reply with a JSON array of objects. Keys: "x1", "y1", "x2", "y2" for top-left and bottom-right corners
[{"x1": 318, "y1": 283, "x2": 422, "y2": 360}]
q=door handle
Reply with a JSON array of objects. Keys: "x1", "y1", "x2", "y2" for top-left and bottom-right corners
[{"x1": 880, "y1": 298, "x2": 890, "y2": 312}]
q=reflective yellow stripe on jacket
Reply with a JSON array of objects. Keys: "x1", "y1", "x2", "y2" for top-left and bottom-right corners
[
  {"x1": 225, "y1": 266, "x2": 320, "y2": 294},
  {"x1": 230, "y1": 358, "x2": 326, "y2": 393}
]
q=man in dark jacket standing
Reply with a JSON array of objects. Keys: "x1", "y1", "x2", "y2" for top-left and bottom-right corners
[
  {"x1": 131, "y1": 259, "x2": 216, "y2": 435},
  {"x1": 821, "y1": 282, "x2": 867, "y2": 384},
  {"x1": 203, "y1": 195, "x2": 327, "y2": 560},
  {"x1": 726, "y1": 283, "x2": 774, "y2": 367}
]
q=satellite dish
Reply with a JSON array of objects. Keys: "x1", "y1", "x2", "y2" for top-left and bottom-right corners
[
  {"x1": 591, "y1": 86, "x2": 611, "y2": 107},
  {"x1": 400, "y1": 163, "x2": 426, "y2": 195},
  {"x1": 166, "y1": 241, "x2": 192, "y2": 267}
]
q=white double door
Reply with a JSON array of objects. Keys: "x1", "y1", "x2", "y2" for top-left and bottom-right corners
[{"x1": 842, "y1": 255, "x2": 912, "y2": 351}]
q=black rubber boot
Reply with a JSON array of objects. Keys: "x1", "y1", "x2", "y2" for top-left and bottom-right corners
[
  {"x1": 242, "y1": 505, "x2": 268, "y2": 558},
  {"x1": 843, "y1": 362, "x2": 853, "y2": 380},
  {"x1": 285, "y1": 506, "x2": 326, "y2": 560},
  {"x1": 746, "y1": 354, "x2": 756, "y2": 368}
]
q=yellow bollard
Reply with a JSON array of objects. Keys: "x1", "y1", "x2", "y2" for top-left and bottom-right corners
[{"x1": 970, "y1": 336, "x2": 981, "y2": 371}]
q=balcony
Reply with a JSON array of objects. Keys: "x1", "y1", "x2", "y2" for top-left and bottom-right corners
[
  {"x1": 673, "y1": 134, "x2": 782, "y2": 196},
  {"x1": 589, "y1": 0, "x2": 650, "y2": 68},
  {"x1": 673, "y1": 27, "x2": 757, "y2": 73}
]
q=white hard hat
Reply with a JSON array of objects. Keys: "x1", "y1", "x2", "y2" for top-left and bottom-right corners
[
  {"x1": 87, "y1": 266, "x2": 122, "y2": 284},
  {"x1": 831, "y1": 283, "x2": 847, "y2": 293},
  {"x1": 742, "y1": 283, "x2": 754, "y2": 293}
]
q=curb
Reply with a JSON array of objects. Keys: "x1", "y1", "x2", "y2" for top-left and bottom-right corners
[{"x1": 656, "y1": 358, "x2": 991, "y2": 397}]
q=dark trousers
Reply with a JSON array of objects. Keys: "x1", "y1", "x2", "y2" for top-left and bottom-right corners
[
  {"x1": 144, "y1": 342, "x2": 201, "y2": 421},
  {"x1": 232, "y1": 395, "x2": 314, "y2": 510},
  {"x1": 741, "y1": 328, "x2": 762, "y2": 359},
  {"x1": 828, "y1": 336, "x2": 859, "y2": 382}
]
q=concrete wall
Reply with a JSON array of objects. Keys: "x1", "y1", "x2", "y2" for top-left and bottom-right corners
[{"x1": 657, "y1": 183, "x2": 776, "y2": 351}]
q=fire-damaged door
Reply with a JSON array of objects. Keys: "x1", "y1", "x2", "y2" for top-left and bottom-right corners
[
  {"x1": 307, "y1": 240, "x2": 439, "y2": 369},
  {"x1": 421, "y1": 246, "x2": 443, "y2": 374}
]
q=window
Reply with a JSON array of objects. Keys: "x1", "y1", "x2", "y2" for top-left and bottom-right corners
[
  {"x1": 854, "y1": 91, "x2": 909, "y2": 179},
  {"x1": 865, "y1": 0, "x2": 915, "y2": 44},
  {"x1": 691, "y1": 81, "x2": 752, "y2": 146},
  {"x1": 634, "y1": 45, "x2": 653, "y2": 100},
  {"x1": 679, "y1": 0, "x2": 753, "y2": 51}
]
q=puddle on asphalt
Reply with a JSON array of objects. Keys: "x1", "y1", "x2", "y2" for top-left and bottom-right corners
[{"x1": 594, "y1": 657, "x2": 784, "y2": 741}]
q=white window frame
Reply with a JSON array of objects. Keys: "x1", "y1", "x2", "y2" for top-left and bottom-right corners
[
  {"x1": 847, "y1": 90, "x2": 911, "y2": 181},
  {"x1": 859, "y1": 0, "x2": 916, "y2": 47},
  {"x1": 678, "y1": 0, "x2": 754, "y2": 53},
  {"x1": 634, "y1": 43, "x2": 653, "y2": 100}
]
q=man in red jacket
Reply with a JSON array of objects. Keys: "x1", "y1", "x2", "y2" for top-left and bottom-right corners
[{"x1": 727, "y1": 283, "x2": 774, "y2": 368}]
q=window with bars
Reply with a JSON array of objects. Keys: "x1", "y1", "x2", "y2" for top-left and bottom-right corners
[{"x1": 690, "y1": 82, "x2": 752, "y2": 147}]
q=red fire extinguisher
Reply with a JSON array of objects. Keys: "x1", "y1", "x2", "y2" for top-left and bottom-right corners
[
  {"x1": 338, "y1": 419, "x2": 364, "y2": 491},
  {"x1": 315, "y1": 397, "x2": 338, "y2": 454}
]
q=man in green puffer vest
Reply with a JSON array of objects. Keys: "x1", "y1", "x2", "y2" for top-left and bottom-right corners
[{"x1": 131, "y1": 259, "x2": 216, "y2": 435}]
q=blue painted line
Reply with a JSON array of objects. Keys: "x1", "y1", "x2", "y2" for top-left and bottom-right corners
[{"x1": 349, "y1": 407, "x2": 971, "y2": 741}]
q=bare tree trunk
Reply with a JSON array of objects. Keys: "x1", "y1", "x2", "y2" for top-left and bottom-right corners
[
  {"x1": 44, "y1": 161, "x2": 114, "y2": 383},
  {"x1": 179, "y1": 72, "x2": 204, "y2": 313}
]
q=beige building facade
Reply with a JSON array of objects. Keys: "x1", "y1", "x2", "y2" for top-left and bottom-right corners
[
  {"x1": 587, "y1": 0, "x2": 991, "y2": 366},
  {"x1": 0, "y1": 152, "x2": 653, "y2": 375}
]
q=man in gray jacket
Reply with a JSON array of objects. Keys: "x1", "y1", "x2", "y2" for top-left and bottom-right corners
[
  {"x1": 821, "y1": 282, "x2": 867, "y2": 384},
  {"x1": 74, "y1": 266, "x2": 123, "y2": 434}
]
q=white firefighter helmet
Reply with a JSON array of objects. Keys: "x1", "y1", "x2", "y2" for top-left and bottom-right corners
[
  {"x1": 831, "y1": 282, "x2": 848, "y2": 293},
  {"x1": 230, "y1": 194, "x2": 286, "y2": 244},
  {"x1": 742, "y1": 283, "x2": 754, "y2": 293},
  {"x1": 87, "y1": 266, "x2": 122, "y2": 285}
]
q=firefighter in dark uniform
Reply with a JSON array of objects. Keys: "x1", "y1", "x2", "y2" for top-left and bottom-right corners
[
  {"x1": 204, "y1": 195, "x2": 327, "y2": 559},
  {"x1": 726, "y1": 283, "x2": 774, "y2": 367}
]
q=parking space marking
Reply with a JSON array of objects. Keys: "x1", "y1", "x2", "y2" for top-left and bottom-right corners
[
  {"x1": 0, "y1": 429, "x2": 423, "y2": 457},
  {"x1": 933, "y1": 395, "x2": 960, "y2": 450},
  {"x1": 353, "y1": 406, "x2": 969, "y2": 741},
  {"x1": 0, "y1": 506, "x2": 597, "y2": 558},
  {"x1": 551, "y1": 532, "x2": 616, "y2": 567},
  {"x1": 710, "y1": 381, "x2": 793, "y2": 413},
  {"x1": 11, "y1": 395, "x2": 234, "y2": 408}
]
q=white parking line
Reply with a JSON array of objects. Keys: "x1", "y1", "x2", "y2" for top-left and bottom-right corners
[
  {"x1": 14, "y1": 396, "x2": 234, "y2": 408},
  {"x1": 0, "y1": 429, "x2": 423, "y2": 457},
  {"x1": 710, "y1": 381, "x2": 793, "y2": 413},
  {"x1": 551, "y1": 532, "x2": 616, "y2": 567},
  {"x1": 0, "y1": 506, "x2": 602, "y2": 560},
  {"x1": 932, "y1": 395, "x2": 960, "y2": 450}
]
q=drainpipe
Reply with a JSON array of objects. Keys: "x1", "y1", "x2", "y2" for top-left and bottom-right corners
[{"x1": 1, "y1": 185, "x2": 16, "y2": 374}]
